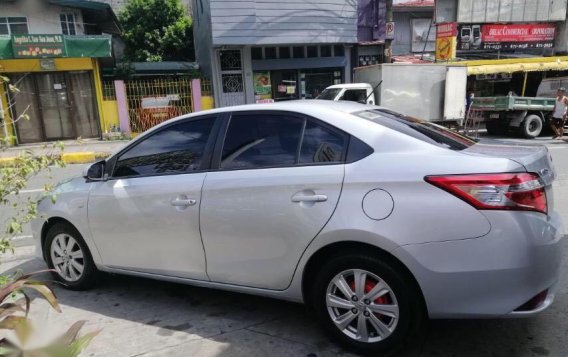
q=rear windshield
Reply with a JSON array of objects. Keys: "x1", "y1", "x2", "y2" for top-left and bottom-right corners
[
  {"x1": 355, "y1": 109, "x2": 476, "y2": 151},
  {"x1": 317, "y1": 88, "x2": 341, "y2": 100}
]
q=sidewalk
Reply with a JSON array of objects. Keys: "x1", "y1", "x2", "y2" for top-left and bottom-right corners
[{"x1": 0, "y1": 139, "x2": 129, "y2": 164}]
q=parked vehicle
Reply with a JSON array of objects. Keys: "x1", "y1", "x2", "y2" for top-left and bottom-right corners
[
  {"x1": 32, "y1": 101, "x2": 564, "y2": 354},
  {"x1": 475, "y1": 76, "x2": 568, "y2": 138},
  {"x1": 318, "y1": 64, "x2": 468, "y2": 125}
]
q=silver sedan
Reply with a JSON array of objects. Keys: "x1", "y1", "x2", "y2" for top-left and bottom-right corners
[{"x1": 32, "y1": 101, "x2": 564, "y2": 354}]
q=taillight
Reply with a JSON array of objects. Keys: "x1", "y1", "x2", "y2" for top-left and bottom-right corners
[{"x1": 425, "y1": 173, "x2": 547, "y2": 214}]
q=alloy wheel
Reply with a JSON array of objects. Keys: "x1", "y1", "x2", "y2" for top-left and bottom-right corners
[
  {"x1": 326, "y1": 269, "x2": 399, "y2": 343},
  {"x1": 50, "y1": 233, "x2": 85, "y2": 282}
]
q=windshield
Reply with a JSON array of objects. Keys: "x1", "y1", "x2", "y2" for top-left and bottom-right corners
[
  {"x1": 355, "y1": 109, "x2": 477, "y2": 151},
  {"x1": 317, "y1": 88, "x2": 342, "y2": 100}
]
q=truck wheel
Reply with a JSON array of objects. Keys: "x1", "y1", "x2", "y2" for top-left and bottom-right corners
[
  {"x1": 485, "y1": 121, "x2": 507, "y2": 135},
  {"x1": 520, "y1": 115, "x2": 543, "y2": 139}
]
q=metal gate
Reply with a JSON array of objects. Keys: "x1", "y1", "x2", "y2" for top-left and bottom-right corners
[{"x1": 217, "y1": 49, "x2": 246, "y2": 107}]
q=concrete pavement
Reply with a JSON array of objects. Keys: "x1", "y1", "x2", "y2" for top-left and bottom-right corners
[{"x1": 1, "y1": 136, "x2": 568, "y2": 356}]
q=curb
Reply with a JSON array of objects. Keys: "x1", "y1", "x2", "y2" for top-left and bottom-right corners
[{"x1": 0, "y1": 152, "x2": 111, "y2": 166}]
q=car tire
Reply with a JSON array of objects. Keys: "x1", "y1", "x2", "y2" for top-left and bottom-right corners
[
  {"x1": 44, "y1": 222, "x2": 98, "y2": 290},
  {"x1": 310, "y1": 253, "x2": 424, "y2": 355},
  {"x1": 520, "y1": 115, "x2": 543, "y2": 139}
]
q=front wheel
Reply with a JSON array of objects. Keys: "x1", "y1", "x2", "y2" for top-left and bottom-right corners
[
  {"x1": 45, "y1": 222, "x2": 99, "y2": 290},
  {"x1": 520, "y1": 115, "x2": 543, "y2": 139},
  {"x1": 311, "y1": 253, "x2": 424, "y2": 355}
]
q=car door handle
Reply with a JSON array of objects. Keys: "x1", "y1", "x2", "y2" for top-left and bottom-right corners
[
  {"x1": 170, "y1": 198, "x2": 197, "y2": 207},
  {"x1": 291, "y1": 194, "x2": 328, "y2": 203}
]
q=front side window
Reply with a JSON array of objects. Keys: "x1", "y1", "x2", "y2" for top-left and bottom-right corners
[
  {"x1": 60, "y1": 14, "x2": 76, "y2": 35},
  {"x1": 316, "y1": 88, "x2": 341, "y2": 100},
  {"x1": 113, "y1": 118, "x2": 215, "y2": 178},
  {"x1": 0, "y1": 17, "x2": 28, "y2": 35}
]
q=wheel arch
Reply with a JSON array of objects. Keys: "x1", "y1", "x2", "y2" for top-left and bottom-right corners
[
  {"x1": 40, "y1": 217, "x2": 75, "y2": 260},
  {"x1": 301, "y1": 241, "x2": 427, "y2": 315}
]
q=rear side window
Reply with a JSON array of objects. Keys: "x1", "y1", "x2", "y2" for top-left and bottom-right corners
[
  {"x1": 340, "y1": 89, "x2": 367, "y2": 103},
  {"x1": 300, "y1": 121, "x2": 346, "y2": 163},
  {"x1": 220, "y1": 113, "x2": 348, "y2": 169},
  {"x1": 113, "y1": 118, "x2": 214, "y2": 177},
  {"x1": 355, "y1": 109, "x2": 476, "y2": 151},
  {"x1": 221, "y1": 113, "x2": 304, "y2": 169}
]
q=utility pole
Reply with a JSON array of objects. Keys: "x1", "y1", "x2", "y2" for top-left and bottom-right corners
[{"x1": 384, "y1": 0, "x2": 393, "y2": 63}]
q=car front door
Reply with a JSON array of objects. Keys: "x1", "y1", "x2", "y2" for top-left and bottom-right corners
[
  {"x1": 200, "y1": 111, "x2": 348, "y2": 289},
  {"x1": 87, "y1": 116, "x2": 218, "y2": 279}
]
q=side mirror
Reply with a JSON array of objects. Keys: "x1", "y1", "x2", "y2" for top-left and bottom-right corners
[
  {"x1": 358, "y1": 100, "x2": 367, "y2": 104},
  {"x1": 83, "y1": 160, "x2": 107, "y2": 181}
]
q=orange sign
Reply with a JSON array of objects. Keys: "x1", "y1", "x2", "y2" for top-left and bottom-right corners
[{"x1": 436, "y1": 36, "x2": 457, "y2": 61}]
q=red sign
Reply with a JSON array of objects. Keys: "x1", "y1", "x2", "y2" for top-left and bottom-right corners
[
  {"x1": 482, "y1": 23, "x2": 555, "y2": 43},
  {"x1": 437, "y1": 22, "x2": 458, "y2": 39}
]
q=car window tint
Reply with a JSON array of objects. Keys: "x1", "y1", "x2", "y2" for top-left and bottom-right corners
[
  {"x1": 341, "y1": 89, "x2": 367, "y2": 103},
  {"x1": 300, "y1": 121, "x2": 346, "y2": 163},
  {"x1": 221, "y1": 114, "x2": 303, "y2": 169},
  {"x1": 114, "y1": 119, "x2": 214, "y2": 177},
  {"x1": 355, "y1": 109, "x2": 476, "y2": 151}
]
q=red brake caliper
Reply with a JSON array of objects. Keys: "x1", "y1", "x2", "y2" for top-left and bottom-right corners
[{"x1": 348, "y1": 280, "x2": 390, "y2": 305}]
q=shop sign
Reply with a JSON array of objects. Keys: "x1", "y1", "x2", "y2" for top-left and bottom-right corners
[
  {"x1": 12, "y1": 34, "x2": 65, "y2": 58},
  {"x1": 458, "y1": 23, "x2": 555, "y2": 51},
  {"x1": 39, "y1": 59, "x2": 56, "y2": 71},
  {"x1": 253, "y1": 72, "x2": 271, "y2": 95},
  {"x1": 437, "y1": 22, "x2": 458, "y2": 38}
]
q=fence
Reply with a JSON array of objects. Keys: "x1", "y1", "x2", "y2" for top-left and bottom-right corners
[{"x1": 124, "y1": 78, "x2": 194, "y2": 132}]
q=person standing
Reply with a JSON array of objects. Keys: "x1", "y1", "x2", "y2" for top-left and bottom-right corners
[{"x1": 552, "y1": 87, "x2": 568, "y2": 139}]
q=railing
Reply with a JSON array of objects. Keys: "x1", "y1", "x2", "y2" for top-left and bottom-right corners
[{"x1": 124, "y1": 78, "x2": 194, "y2": 132}]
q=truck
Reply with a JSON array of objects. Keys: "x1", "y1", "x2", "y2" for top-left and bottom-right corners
[
  {"x1": 472, "y1": 76, "x2": 568, "y2": 138},
  {"x1": 318, "y1": 63, "x2": 567, "y2": 139},
  {"x1": 317, "y1": 63, "x2": 469, "y2": 126}
]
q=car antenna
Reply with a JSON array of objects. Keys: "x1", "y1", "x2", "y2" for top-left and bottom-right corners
[{"x1": 365, "y1": 80, "x2": 383, "y2": 103}]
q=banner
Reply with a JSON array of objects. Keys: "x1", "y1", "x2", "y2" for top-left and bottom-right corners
[
  {"x1": 12, "y1": 34, "x2": 65, "y2": 58},
  {"x1": 458, "y1": 23, "x2": 555, "y2": 51},
  {"x1": 437, "y1": 22, "x2": 458, "y2": 38}
]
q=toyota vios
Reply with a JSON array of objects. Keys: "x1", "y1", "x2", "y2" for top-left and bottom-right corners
[{"x1": 32, "y1": 101, "x2": 564, "y2": 354}]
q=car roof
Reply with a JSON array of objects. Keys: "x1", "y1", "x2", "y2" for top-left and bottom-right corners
[{"x1": 191, "y1": 100, "x2": 373, "y2": 117}]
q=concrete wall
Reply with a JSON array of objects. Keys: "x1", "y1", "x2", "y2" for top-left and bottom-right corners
[
  {"x1": 206, "y1": 0, "x2": 358, "y2": 45},
  {"x1": 392, "y1": 10, "x2": 434, "y2": 55},
  {"x1": 0, "y1": 0, "x2": 85, "y2": 35}
]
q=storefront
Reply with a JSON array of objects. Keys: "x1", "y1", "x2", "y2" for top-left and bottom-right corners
[
  {"x1": 215, "y1": 44, "x2": 351, "y2": 106},
  {"x1": 0, "y1": 35, "x2": 111, "y2": 144}
]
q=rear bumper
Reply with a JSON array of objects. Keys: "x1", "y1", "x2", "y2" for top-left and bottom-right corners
[{"x1": 393, "y1": 210, "x2": 564, "y2": 318}]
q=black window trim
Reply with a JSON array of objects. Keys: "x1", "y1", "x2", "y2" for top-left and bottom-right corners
[
  {"x1": 106, "y1": 114, "x2": 225, "y2": 180},
  {"x1": 210, "y1": 110, "x2": 350, "y2": 172}
]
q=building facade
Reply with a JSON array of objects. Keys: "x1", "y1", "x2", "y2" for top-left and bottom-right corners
[
  {"x1": 0, "y1": 0, "x2": 120, "y2": 144},
  {"x1": 391, "y1": 0, "x2": 435, "y2": 58},
  {"x1": 193, "y1": 0, "x2": 361, "y2": 106}
]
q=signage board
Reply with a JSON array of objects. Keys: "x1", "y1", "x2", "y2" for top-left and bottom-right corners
[
  {"x1": 12, "y1": 34, "x2": 65, "y2": 58},
  {"x1": 458, "y1": 23, "x2": 555, "y2": 51},
  {"x1": 437, "y1": 22, "x2": 458, "y2": 38},
  {"x1": 436, "y1": 36, "x2": 457, "y2": 61},
  {"x1": 385, "y1": 22, "x2": 395, "y2": 40}
]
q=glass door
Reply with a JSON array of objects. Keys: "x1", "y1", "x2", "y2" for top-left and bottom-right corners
[
  {"x1": 36, "y1": 73, "x2": 75, "y2": 140},
  {"x1": 67, "y1": 71, "x2": 100, "y2": 138},
  {"x1": 8, "y1": 74, "x2": 43, "y2": 143}
]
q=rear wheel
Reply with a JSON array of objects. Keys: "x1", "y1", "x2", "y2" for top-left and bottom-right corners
[
  {"x1": 520, "y1": 115, "x2": 543, "y2": 139},
  {"x1": 311, "y1": 253, "x2": 424, "y2": 354}
]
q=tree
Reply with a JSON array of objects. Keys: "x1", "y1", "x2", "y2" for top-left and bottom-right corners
[{"x1": 119, "y1": 0, "x2": 194, "y2": 62}]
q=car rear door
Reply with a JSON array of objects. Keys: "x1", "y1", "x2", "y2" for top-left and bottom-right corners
[{"x1": 200, "y1": 111, "x2": 347, "y2": 290}]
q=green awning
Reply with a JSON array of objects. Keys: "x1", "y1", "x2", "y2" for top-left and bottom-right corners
[
  {"x1": 65, "y1": 36, "x2": 112, "y2": 58},
  {"x1": 0, "y1": 38, "x2": 11, "y2": 60},
  {"x1": 0, "y1": 35, "x2": 112, "y2": 59}
]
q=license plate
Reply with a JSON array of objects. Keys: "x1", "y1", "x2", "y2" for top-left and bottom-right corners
[{"x1": 489, "y1": 113, "x2": 500, "y2": 119}]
